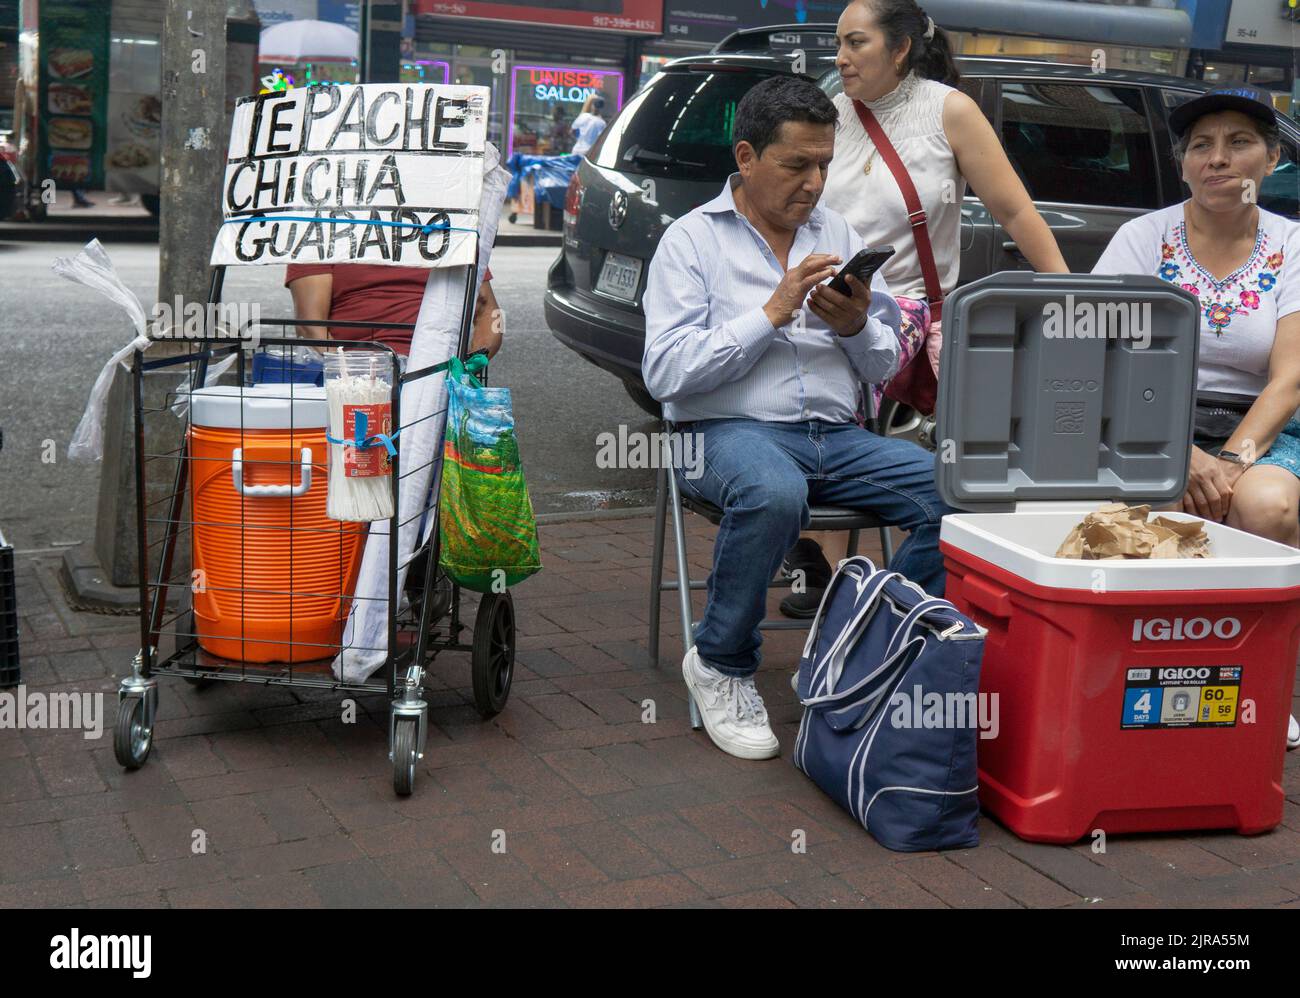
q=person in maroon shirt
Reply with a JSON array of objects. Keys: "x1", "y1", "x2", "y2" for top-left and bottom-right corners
[
  {"x1": 284, "y1": 263, "x2": 502, "y2": 358},
  {"x1": 287, "y1": 263, "x2": 503, "y2": 618}
]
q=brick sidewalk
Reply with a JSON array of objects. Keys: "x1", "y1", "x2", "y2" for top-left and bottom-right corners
[{"x1": 4, "y1": 512, "x2": 1300, "y2": 908}]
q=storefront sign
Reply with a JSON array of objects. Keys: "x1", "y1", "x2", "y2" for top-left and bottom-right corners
[
  {"x1": 38, "y1": 0, "x2": 110, "y2": 189},
  {"x1": 211, "y1": 83, "x2": 490, "y2": 267},
  {"x1": 1224, "y1": 0, "x2": 1300, "y2": 47},
  {"x1": 319, "y1": 0, "x2": 364, "y2": 33},
  {"x1": 414, "y1": 0, "x2": 661, "y2": 35},
  {"x1": 526, "y1": 68, "x2": 611, "y2": 103},
  {"x1": 663, "y1": 0, "x2": 845, "y2": 47},
  {"x1": 507, "y1": 65, "x2": 623, "y2": 159}
]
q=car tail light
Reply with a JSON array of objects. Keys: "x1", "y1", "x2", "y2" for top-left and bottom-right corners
[{"x1": 564, "y1": 171, "x2": 585, "y2": 227}]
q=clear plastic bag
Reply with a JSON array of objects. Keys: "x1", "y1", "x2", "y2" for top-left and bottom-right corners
[
  {"x1": 55, "y1": 239, "x2": 242, "y2": 456},
  {"x1": 169, "y1": 350, "x2": 239, "y2": 420},
  {"x1": 52, "y1": 240, "x2": 152, "y2": 462}
]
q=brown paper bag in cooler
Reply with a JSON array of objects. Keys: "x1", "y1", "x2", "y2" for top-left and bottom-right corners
[
  {"x1": 1081, "y1": 518, "x2": 1155, "y2": 559},
  {"x1": 1056, "y1": 523, "x2": 1085, "y2": 559},
  {"x1": 1054, "y1": 504, "x2": 1211, "y2": 560},
  {"x1": 1091, "y1": 503, "x2": 1151, "y2": 523},
  {"x1": 1150, "y1": 516, "x2": 1212, "y2": 559}
]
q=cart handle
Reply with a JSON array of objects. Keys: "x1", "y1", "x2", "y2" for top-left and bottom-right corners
[{"x1": 231, "y1": 447, "x2": 312, "y2": 498}]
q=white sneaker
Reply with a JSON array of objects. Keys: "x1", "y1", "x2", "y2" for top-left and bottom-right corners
[
  {"x1": 682, "y1": 646, "x2": 779, "y2": 760},
  {"x1": 1289, "y1": 715, "x2": 1299, "y2": 751}
]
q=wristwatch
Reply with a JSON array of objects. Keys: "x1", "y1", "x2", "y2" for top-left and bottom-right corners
[{"x1": 1216, "y1": 450, "x2": 1252, "y2": 467}]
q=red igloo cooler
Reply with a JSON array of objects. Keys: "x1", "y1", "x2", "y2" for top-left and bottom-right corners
[{"x1": 934, "y1": 273, "x2": 1300, "y2": 843}]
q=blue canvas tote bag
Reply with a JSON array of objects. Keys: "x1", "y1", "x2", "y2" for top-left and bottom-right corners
[{"x1": 792, "y1": 556, "x2": 986, "y2": 852}]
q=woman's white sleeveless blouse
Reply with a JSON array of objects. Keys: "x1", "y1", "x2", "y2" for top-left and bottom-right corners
[{"x1": 822, "y1": 73, "x2": 964, "y2": 302}]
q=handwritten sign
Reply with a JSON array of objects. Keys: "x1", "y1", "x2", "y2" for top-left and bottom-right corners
[{"x1": 210, "y1": 83, "x2": 489, "y2": 268}]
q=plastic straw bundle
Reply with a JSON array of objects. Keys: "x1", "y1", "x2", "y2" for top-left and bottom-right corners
[{"x1": 324, "y1": 350, "x2": 395, "y2": 522}]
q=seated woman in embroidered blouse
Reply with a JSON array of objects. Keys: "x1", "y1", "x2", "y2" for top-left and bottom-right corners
[{"x1": 1093, "y1": 85, "x2": 1300, "y2": 747}]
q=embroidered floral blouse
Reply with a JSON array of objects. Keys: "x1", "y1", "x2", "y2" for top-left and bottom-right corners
[{"x1": 1093, "y1": 203, "x2": 1300, "y2": 399}]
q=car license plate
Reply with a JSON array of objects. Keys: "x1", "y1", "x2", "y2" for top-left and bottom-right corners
[{"x1": 595, "y1": 252, "x2": 643, "y2": 302}]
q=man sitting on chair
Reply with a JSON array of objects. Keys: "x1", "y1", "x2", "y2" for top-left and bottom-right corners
[{"x1": 642, "y1": 76, "x2": 954, "y2": 762}]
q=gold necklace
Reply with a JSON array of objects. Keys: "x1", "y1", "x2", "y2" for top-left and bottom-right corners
[{"x1": 863, "y1": 148, "x2": 878, "y2": 175}]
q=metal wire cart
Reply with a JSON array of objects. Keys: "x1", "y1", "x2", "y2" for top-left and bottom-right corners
[{"x1": 113, "y1": 261, "x2": 516, "y2": 796}]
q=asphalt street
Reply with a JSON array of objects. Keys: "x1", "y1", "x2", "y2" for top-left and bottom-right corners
[{"x1": 0, "y1": 241, "x2": 657, "y2": 552}]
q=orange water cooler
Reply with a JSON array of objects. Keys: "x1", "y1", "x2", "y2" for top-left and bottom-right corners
[{"x1": 188, "y1": 385, "x2": 366, "y2": 662}]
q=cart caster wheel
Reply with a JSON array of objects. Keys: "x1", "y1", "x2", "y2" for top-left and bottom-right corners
[
  {"x1": 392, "y1": 717, "x2": 419, "y2": 796},
  {"x1": 471, "y1": 591, "x2": 515, "y2": 719},
  {"x1": 114, "y1": 695, "x2": 153, "y2": 770}
]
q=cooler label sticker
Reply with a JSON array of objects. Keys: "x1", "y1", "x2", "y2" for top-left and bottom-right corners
[
  {"x1": 342, "y1": 403, "x2": 393, "y2": 478},
  {"x1": 1121, "y1": 666, "x2": 1241, "y2": 730},
  {"x1": 1122, "y1": 687, "x2": 1161, "y2": 726}
]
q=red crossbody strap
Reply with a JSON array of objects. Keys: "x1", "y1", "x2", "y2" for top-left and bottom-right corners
[{"x1": 853, "y1": 100, "x2": 944, "y2": 322}]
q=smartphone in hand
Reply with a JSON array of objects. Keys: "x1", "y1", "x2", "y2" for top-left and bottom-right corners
[{"x1": 825, "y1": 246, "x2": 895, "y2": 297}]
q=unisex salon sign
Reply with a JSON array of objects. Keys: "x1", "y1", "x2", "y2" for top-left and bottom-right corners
[{"x1": 211, "y1": 83, "x2": 489, "y2": 267}]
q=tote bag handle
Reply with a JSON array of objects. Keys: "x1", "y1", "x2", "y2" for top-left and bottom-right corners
[
  {"x1": 801, "y1": 558, "x2": 896, "y2": 698},
  {"x1": 806, "y1": 598, "x2": 962, "y2": 733}
]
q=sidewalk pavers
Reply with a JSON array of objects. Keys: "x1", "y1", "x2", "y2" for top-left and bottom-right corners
[{"x1": 3, "y1": 511, "x2": 1300, "y2": 908}]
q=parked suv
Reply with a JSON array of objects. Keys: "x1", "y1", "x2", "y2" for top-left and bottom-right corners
[{"x1": 545, "y1": 26, "x2": 1300, "y2": 416}]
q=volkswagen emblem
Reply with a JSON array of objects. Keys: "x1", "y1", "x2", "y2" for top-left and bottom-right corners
[{"x1": 609, "y1": 191, "x2": 629, "y2": 230}]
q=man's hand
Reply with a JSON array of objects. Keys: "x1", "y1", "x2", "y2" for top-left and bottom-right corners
[
  {"x1": 1181, "y1": 444, "x2": 1234, "y2": 522},
  {"x1": 808, "y1": 273, "x2": 872, "y2": 337},
  {"x1": 763, "y1": 253, "x2": 840, "y2": 329}
]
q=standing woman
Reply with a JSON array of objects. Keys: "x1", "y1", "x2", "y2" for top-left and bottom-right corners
[
  {"x1": 783, "y1": 0, "x2": 1070, "y2": 614},
  {"x1": 827, "y1": 0, "x2": 1070, "y2": 387}
]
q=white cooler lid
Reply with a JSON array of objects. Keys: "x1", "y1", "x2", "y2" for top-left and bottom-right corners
[{"x1": 190, "y1": 384, "x2": 328, "y2": 430}]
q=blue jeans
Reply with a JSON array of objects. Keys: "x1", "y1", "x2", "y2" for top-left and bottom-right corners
[{"x1": 676, "y1": 419, "x2": 953, "y2": 678}]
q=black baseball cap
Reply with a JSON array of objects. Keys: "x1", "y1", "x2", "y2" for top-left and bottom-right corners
[{"x1": 1169, "y1": 83, "x2": 1278, "y2": 138}]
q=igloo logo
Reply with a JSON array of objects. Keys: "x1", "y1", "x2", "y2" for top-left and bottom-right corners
[
  {"x1": 1157, "y1": 667, "x2": 1212, "y2": 681},
  {"x1": 1131, "y1": 617, "x2": 1242, "y2": 642}
]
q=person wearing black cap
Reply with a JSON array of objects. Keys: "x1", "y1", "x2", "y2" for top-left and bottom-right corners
[{"x1": 1094, "y1": 84, "x2": 1300, "y2": 749}]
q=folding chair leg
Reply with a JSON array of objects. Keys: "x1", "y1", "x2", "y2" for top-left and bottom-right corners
[
  {"x1": 846, "y1": 528, "x2": 860, "y2": 558},
  {"x1": 667, "y1": 469, "x2": 703, "y2": 731},
  {"x1": 648, "y1": 466, "x2": 668, "y2": 667},
  {"x1": 880, "y1": 526, "x2": 895, "y2": 568}
]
